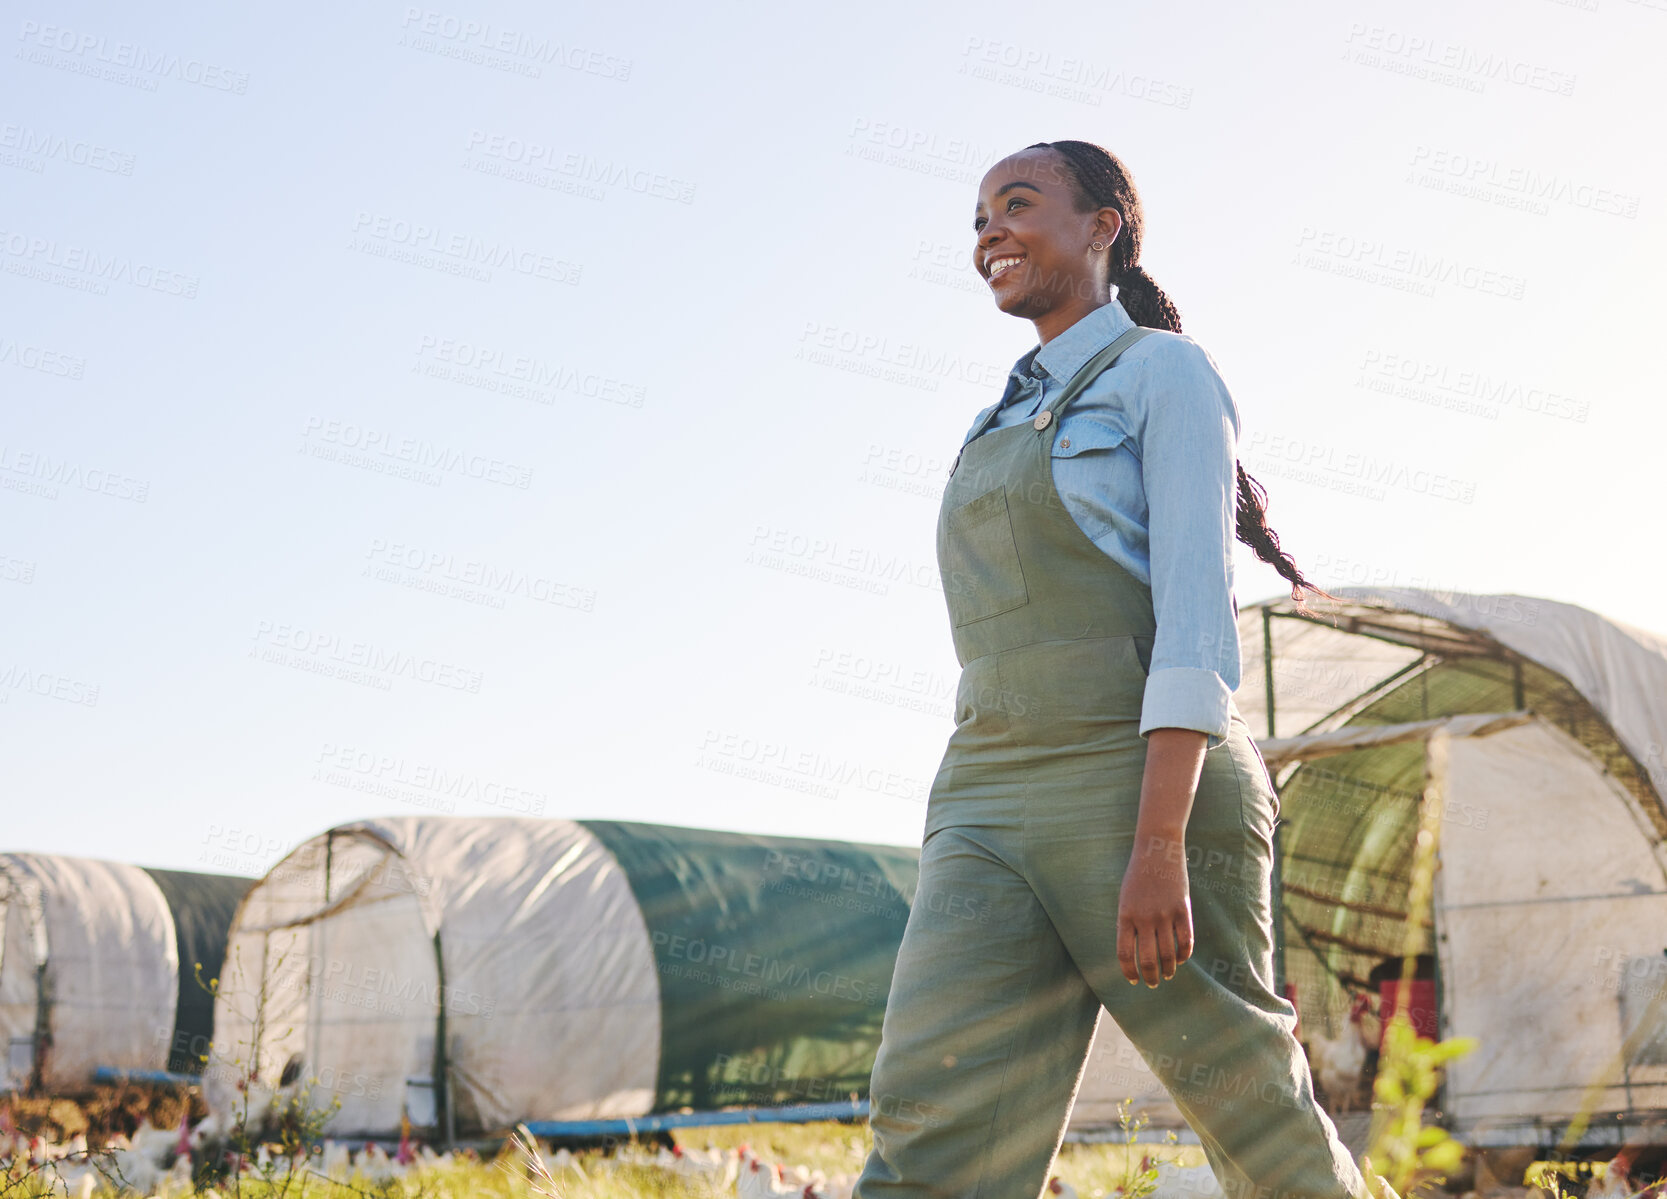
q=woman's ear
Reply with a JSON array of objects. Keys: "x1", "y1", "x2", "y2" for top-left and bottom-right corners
[{"x1": 1097, "y1": 208, "x2": 1124, "y2": 246}]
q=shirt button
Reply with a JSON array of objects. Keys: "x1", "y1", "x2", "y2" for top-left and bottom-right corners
[
  {"x1": 1033, "y1": 410, "x2": 1053, "y2": 430},
  {"x1": 1059, "y1": 437, "x2": 1071, "y2": 450}
]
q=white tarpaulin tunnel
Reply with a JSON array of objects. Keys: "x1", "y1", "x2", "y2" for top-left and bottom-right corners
[
  {"x1": 206, "y1": 815, "x2": 1162, "y2": 1140},
  {"x1": 1080, "y1": 587, "x2": 1667, "y2": 1149},
  {"x1": 205, "y1": 818, "x2": 937, "y2": 1138},
  {"x1": 0, "y1": 855, "x2": 252, "y2": 1092}
]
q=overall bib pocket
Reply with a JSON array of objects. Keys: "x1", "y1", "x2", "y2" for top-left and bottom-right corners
[{"x1": 941, "y1": 486, "x2": 1029, "y2": 627}]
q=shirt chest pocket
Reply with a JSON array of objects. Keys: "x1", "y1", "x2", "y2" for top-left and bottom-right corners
[
  {"x1": 1045, "y1": 417, "x2": 1143, "y2": 548},
  {"x1": 1047, "y1": 417, "x2": 1135, "y2": 462}
]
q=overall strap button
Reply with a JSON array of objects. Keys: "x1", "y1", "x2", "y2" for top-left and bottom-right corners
[{"x1": 1032, "y1": 410, "x2": 1053, "y2": 430}]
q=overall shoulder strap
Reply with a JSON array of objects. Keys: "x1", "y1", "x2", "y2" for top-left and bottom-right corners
[{"x1": 1045, "y1": 325, "x2": 1157, "y2": 417}]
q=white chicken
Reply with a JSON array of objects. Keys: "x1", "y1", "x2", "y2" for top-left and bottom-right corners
[
  {"x1": 35, "y1": 1159, "x2": 99, "y2": 1199},
  {"x1": 11, "y1": 1131, "x2": 84, "y2": 1167},
  {"x1": 540, "y1": 1144, "x2": 587, "y2": 1181},
  {"x1": 40, "y1": 1132, "x2": 89, "y2": 1162},
  {"x1": 1586, "y1": 1148, "x2": 1647, "y2": 1199},
  {"x1": 57, "y1": 1169, "x2": 100, "y2": 1199},
  {"x1": 668, "y1": 1143, "x2": 739, "y2": 1188},
  {"x1": 805, "y1": 1175, "x2": 857, "y2": 1199},
  {"x1": 253, "y1": 1142, "x2": 298, "y2": 1178},
  {"x1": 1047, "y1": 1178, "x2": 1080, "y2": 1199},
  {"x1": 154, "y1": 1151, "x2": 196, "y2": 1199},
  {"x1": 417, "y1": 1142, "x2": 456, "y2": 1171},
  {"x1": 354, "y1": 1141, "x2": 406, "y2": 1185},
  {"x1": 100, "y1": 1145, "x2": 164, "y2": 1196},
  {"x1": 188, "y1": 1110, "x2": 230, "y2": 1155},
  {"x1": 737, "y1": 1149, "x2": 802, "y2": 1198},
  {"x1": 1306, "y1": 992, "x2": 1373, "y2": 1112},
  {"x1": 314, "y1": 1139, "x2": 352, "y2": 1182},
  {"x1": 125, "y1": 1118, "x2": 177, "y2": 1165},
  {"x1": 783, "y1": 1160, "x2": 826, "y2": 1190}
]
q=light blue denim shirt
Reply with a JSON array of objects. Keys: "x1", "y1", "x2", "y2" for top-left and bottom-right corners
[{"x1": 960, "y1": 297, "x2": 1242, "y2": 749}]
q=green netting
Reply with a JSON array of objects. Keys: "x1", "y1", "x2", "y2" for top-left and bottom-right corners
[
  {"x1": 1274, "y1": 644, "x2": 1640, "y2": 1039},
  {"x1": 1279, "y1": 738, "x2": 1429, "y2": 1033},
  {"x1": 577, "y1": 820, "x2": 918, "y2": 1112},
  {"x1": 139, "y1": 867, "x2": 254, "y2": 1073}
]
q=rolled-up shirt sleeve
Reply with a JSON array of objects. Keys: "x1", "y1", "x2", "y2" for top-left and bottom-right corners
[{"x1": 1136, "y1": 336, "x2": 1242, "y2": 750}]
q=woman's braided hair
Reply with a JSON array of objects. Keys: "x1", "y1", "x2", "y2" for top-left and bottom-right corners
[{"x1": 1028, "y1": 138, "x2": 1336, "y2": 614}]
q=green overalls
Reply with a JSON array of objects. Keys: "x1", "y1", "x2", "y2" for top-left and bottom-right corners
[{"x1": 855, "y1": 326, "x2": 1369, "y2": 1199}]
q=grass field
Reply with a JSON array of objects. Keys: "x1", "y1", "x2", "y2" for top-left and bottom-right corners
[{"x1": 2, "y1": 1118, "x2": 1211, "y2": 1198}]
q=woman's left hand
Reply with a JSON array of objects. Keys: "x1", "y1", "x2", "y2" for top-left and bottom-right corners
[
  {"x1": 1121, "y1": 728, "x2": 1206, "y2": 987},
  {"x1": 1116, "y1": 834, "x2": 1194, "y2": 988}
]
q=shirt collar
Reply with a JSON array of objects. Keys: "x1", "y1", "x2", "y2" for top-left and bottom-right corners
[{"x1": 1007, "y1": 298, "x2": 1136, "y2": 391}]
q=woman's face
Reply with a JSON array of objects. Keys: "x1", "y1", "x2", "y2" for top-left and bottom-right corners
[{"x1": 973, "y1": 148, "x2": 1122, "y2": 322}]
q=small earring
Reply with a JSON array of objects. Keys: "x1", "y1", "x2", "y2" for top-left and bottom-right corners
[{"x1": 1091, "y1": 240, "x2": 1106, "y2": 251}]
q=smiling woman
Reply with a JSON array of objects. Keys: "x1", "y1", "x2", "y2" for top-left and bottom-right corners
[{"x1": 852, "y1": 142, "x2": 1385, "y2": 1199}]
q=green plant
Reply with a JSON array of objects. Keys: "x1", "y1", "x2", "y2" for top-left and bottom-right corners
[
  {"x1": 1360, "y1": 1012, "x2": 1475, "y2": 1197},
  {"x1": 1100, "y1": 1098, "x2": 1177, "y2": 1199},
  {"x1": 1525, "y1": 1159, "x2": 1583, "y2": 1198},
  {"x1": 195, "y1": 944, "x2": 338, "y2": 1195},
  {"x1": 1359, "y1": 729, "x2": 1477, "y2": 1199},
  {"x1": 190, "y1": 942, "x2": 437, "y2": 1199}
]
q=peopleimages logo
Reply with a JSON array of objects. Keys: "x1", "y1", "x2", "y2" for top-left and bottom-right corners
[
  {"x1": 16, "y1": 21, "x2": 252, "y2": 93},
  {"x1": 301, "y1": 417, "x2": 533, "y2": 490},
  {"x1": 464, "y1": 131, "x2": 695, "y2": 203},
  {"x1": 0, "y1": 123, "x2": 136, "y2": 175},
  {"x1": 314, "y1": 743, "x2": 549, "y2": 816},
  {"x1": 364, "y1": 538, "x2": 596, "y2": 612},
  {"x1": 251, "y1": 619, "x2": 485, "y2": 694},
  {"x1": 0, "y1": 228, "x2": 199, "y2": 298},
  {"x1": 414, "y1": 334, "x2": 646, "y2": 409},
  {"x1": 0, "y1": 444, "x2": 149, "y2": 502},
  {"x1": 349, "y1": 212, "x2": 582, "y2": 285},
  {"x1": 696, "y1": 728, "x2": 931, "y2": 804},
  {"x1": 0, "y1": 336, "x2": 87, "y2": 379},
  {"x1": 956, "y1": 37, "x2": 1194, "y2": 108},
  {"x1": 650, "y1": 932, "x2": 885, "y2": 1007},
  {"x1": 397, "y1": 9, "x2": 633, "y2": 80}
]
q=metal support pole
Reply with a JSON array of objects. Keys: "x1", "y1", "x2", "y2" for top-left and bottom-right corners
[{"x1": 1261, "y1": 606, "x2": 1277, "y2": 739}]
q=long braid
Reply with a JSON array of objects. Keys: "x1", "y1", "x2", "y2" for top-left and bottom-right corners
[{"x1": 1027, "y1": 139, "x2": 1337, "y2": 614}]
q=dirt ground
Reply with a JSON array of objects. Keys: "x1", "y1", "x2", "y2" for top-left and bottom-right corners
[{"x1": 0, "y1": 1085, "x2": 210, "y2": 1149}]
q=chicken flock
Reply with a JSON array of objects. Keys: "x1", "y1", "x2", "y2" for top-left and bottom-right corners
[
  {"x1": 0, "y1": 1109, "x2": 454, "y2": 1197},
  {"x1": 2, "y1": 1107, "x2": 1653, "y2": 1199},
  {"x1": 524, "y1": 1137, "x2": 1221, "y2": 1199},
  {"x1": 0, "y1": 1107, "x2": 1226, "y2": 1199}
]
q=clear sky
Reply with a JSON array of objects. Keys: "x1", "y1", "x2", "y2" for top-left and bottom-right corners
[{"x1": 4, "y1": 0, "x2": 1662, "y2": 877}]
